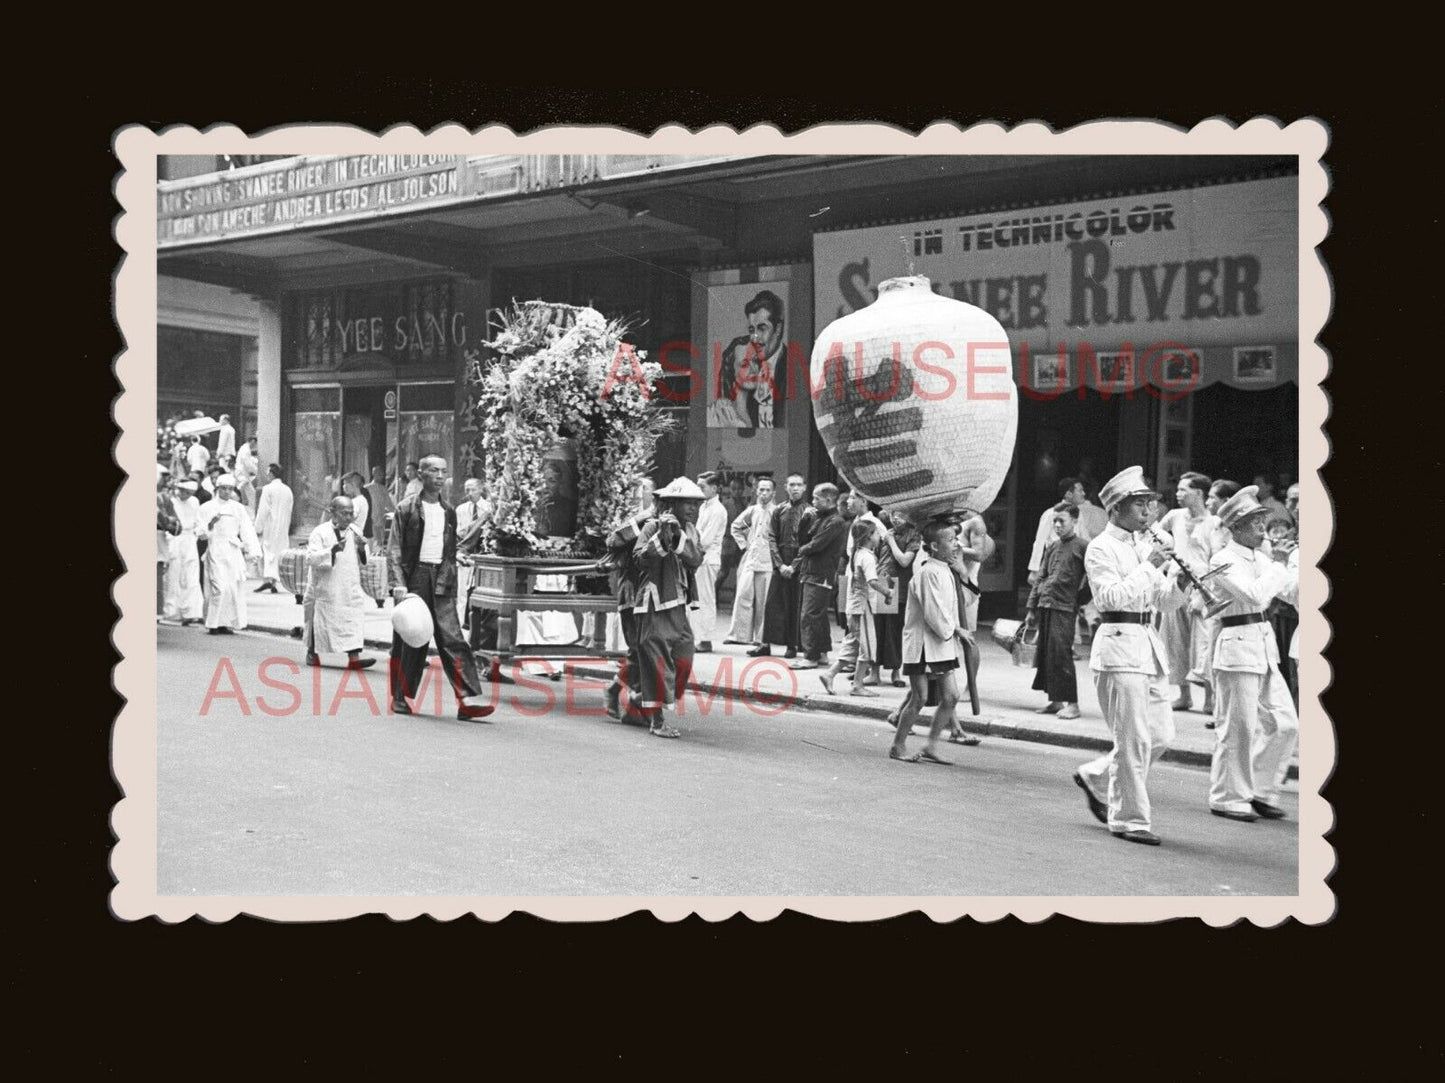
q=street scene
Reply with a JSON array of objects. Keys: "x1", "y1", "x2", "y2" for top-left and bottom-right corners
[{"x1": 148, "y1": 147, "x2": 1308, "y2": 901}]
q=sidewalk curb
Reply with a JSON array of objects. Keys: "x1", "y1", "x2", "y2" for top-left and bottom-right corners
[{"x1": 241, "y1": 625, "x2": 1296, "y2": 780}]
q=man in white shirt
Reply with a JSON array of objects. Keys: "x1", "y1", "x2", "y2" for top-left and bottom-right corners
[
  {"x1": 1205, "y1": 485, "x2": 1300, "y2": 823},
  {"x1": 341, "y1": 471, "x2": 369, "y2": 546},
  {"x1": 724, "y1": 476, "x2": 777, "y2": 647},
  {"x1": 216, "y1": 414, "x2": 237, "y2": 461},
  {"x1": 387, "y1": 455, "x2": 494, "y2": 722},
  {"x1": 1027, "y1": 477, "x2": 1106, "y2": 582},
  {"x1": 1072, "y1": 466, "x2": 1188, "y2": 846},
  {"x1": 304, "y1": 496, "x2": 375, "y2": 669},
  {"x1": 454, "y1": 477, "x2": 493, "y2": 638},
  {"x1": 253, "y1": 463, "x2": 294, "y2": 594},
  {"x1": 689, "y1": 471, "x2": 728, "y2": 652},
  {"x1": 186, "y1": 436, "x2": 211, "y2": 476}
]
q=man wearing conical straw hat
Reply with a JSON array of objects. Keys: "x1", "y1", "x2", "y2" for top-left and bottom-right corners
[
  {"x1": 1203, "y1": 485, "x2": 1300, "y2": 824},
  {"x1": 1071, "y1": 466, "x2": 1189, "y2": 846},
  {"x1": 629, "y1": 477, "x2": 704, "y2": 738}
]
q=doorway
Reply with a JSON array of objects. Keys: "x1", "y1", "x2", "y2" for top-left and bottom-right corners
[{"x1": 341, "y1": 385, "x2": 393, "y2": 487}]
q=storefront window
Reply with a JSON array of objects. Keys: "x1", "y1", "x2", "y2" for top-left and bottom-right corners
[{"x1": 292, "y1": 386, "x2": 342, "y2": 533}]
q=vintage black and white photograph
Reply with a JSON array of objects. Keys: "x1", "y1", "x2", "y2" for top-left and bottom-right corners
[
  {"x1": 1234, "y1": 345, "x2": 1279, "y2": 383},
  {"x1": 114, "y1": 124, "x2": 1330, "y2": 923}
]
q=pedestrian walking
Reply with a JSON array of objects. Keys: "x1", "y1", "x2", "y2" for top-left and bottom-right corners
[
  {"x1": 818, "y1": 519, "x2": 892, "y2": 697},
  {"x1": 724, "y1": 477, "x2": 777, "y2": 649},
  {"x1": 163, "y1": 479, "x2": 204, "y2": 625},
  {"x1": 1188, "y1": 479, "x2": 1242, "y2": 727},
  {"x1": 630, "y1": 477, "x2": 705, "y2": 738},
  {"x1": 1026, "y1": 503, "x2": 1088, "y2": 719},
  {"x1": 874, "y1": 514, "x2": 920, "y2": 687},
  {"x1": 386, "y1": 455, "x2": 495, "y2": 722},
  {"x1": 1071, "y1": 466, "x2": 1188, "y2": 846},
  {"x1": 216, "y1": 414, "x2": 236, "y2": 462},
  {"x1": 253, "y1": 464, "x2": 294, "y2": 594},
  {"x1": 1159, "y1": 472, "x2": 1212, "y2": 711},
  {"x1": 889, "y1": 522, "x2": 968, "y2": 765},
  {"x1": 156, "y1": 467, "x2": 181, "y2": 618},
  {"x1": 303, "y1": 496, "x2": 376, "y2": 669},
  {"x1": 1204, "y1": 485, "x2": 1300, "y2": 823},
  {"x1": 757, "y1": 473, "x2": 809, "y2": 658},
  {"x1": 689, "y1": 471, "x2": 728, "y2": 652},
  {"x1": 199, "y1": 475, "x2": 261, "y2": 635},
  {"x1": 186, "y1": 435, "x2": 210, "y2": 476},
  {"x1": 602, "y1": 493, "x2": 656, "y2": 723},
  {"x1": 789, "y1": 483, "x2": 849, "y2": 671}
]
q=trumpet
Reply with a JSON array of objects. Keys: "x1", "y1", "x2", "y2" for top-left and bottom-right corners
[{"x1": 1146, "y1": 525, "x2": 1232, "y2": 619}]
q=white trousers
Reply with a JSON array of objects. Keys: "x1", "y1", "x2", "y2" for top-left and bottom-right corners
[
  {"x1": 1210, "y1": 664, "x2": 1299, "y2": 812},
  {"x1": 1078, "y1": 668, "x2": 1175, "y2": 834},
  {"x1": 689, "y1": 562, "x2": 718, "y2": 644},
  {"x1": 726, "y1": 568, "x2": 772, "y2": 643}
]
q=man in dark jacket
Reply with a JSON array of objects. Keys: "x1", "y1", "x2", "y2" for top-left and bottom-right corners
[
  {"x1": 387, "y1": 455, "x2": 493, "y2": 721},
  {"x1": 758, "y1": 472, "x2": 810, "y2": 658},
  {"x1": 1027, "y1": 502, "x2": 1089, "y2": 719},
  {"x1": 789, "y1": 483, "x2": 849, "y2": 670}
]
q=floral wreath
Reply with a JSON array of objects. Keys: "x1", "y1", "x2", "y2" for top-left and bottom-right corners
[{"x1": 468, "y1": 300, "x2": 675, "y2": 556}]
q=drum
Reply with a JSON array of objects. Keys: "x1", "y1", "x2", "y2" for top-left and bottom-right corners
[
  {"x1": 359, "y1": 555, "x2": 389, "y2": 602},
  {"x1": 277, "y1": 548, "x2": 309, "y2": 599}
]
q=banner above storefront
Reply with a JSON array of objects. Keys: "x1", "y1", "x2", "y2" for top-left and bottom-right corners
[
  {"x1": 157, "y1": 153, "x2": 744, "y2": 248},
  {"x1": 814, "y1": 176, "x2": 1298, "y2": 391}
]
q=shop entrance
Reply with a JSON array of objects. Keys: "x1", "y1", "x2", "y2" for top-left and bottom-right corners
[{"x1": 341, "y1": 384, "x2": 393, "y2": 488}]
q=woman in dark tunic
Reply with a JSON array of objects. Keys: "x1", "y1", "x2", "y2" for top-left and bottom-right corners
[{"x1": 874, "y1": 514, "x2": 921, "y2": 687}]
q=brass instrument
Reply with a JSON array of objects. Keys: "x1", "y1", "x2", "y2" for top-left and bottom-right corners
[{"x1": 1147, "y1": 524, "x2": 1232, "y2": 619}]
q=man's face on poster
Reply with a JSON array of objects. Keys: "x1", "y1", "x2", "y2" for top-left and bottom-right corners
[{"x1": 747, "y1": 305, "x2": 783, "y2": 358}]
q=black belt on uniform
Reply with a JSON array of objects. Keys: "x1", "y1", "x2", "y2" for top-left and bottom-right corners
[
  {"x1": 1220, "y1": 613, "x2": 1266, "y2": 627},
  {"x1": 1099, "y1": 612, "x2": 1150, "y2": 624}
]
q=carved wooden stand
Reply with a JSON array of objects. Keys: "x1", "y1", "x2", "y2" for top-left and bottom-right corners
[{"x1": 464, "y1": 553, "x2": 624, "y2": 673}]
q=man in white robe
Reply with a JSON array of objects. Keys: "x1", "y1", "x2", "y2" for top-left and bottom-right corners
[
  {"x1": 303, "y1": 496, "x2": 375, "y2": 668},
  {"x1": 200, "y1": 475, "x2": 260, "y2": 634},
  {"x1": 164, "y1": 480, "x2": 204, "y2": 624},
  {"x1": 233, "y1": 436, "x2": 258, "y2": 509},
  {"x1": 253, "y1": 463, "x2": 294, "y2": 594}
]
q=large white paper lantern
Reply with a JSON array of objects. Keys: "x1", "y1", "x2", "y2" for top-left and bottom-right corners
[{"x1": 810, "y1": 275, "x2": 1017, "y2": 524}]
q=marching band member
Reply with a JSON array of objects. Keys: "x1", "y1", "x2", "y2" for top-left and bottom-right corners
[
  {"x1": 1072, "y1": 467, "x2": 1188, "y2": 846},
  {"x1": 1205, "y1": 486, "x2": 1300, "y2": 823}
]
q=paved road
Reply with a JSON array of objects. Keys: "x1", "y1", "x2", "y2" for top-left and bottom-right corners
[{"x1": 157, "y1": 627, "x2": 1298, "y2": 897}]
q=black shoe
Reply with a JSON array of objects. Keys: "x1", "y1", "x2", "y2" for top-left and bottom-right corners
[
  {"x1": 346, "y1": 656, "x2": 376, "y2": 669},
  {"x1": 1073, "y1": 772, "x2": 1108, "y2": 825},
  {"x1": 1113, "y1": 829, "x2": 1162, "y2": 846},
  {"x1": 305, "y1": 654, "x2": 321, "y2": 667},
  {"x1": 783, "y1": 648, "x2": 797, "y2": 659},
  {"x1": 391, "y1": 701, "x2": 413, "y2": 716},
  {"x1": 604, "y1": 684, "x2": 622, "y2": 721},
  {"x1": 457, "y1": 702, "x2": 496, "y2": 722},
  {"x1": 1211, "y1": 808, "x2": 1259, "y2": 823},
  {"x1": 253, "y1": 584, "x2": 270, "y2": 594},
  {"x1": 207, "y1": 628, "x2": 224, "y2": 636},
  {"x1": 746, "y1": 644, "x2": 771, "y2": 657},
  {"x1": 1250, "y1": 799, "x2": 1287, "y2": 820},
  {"x1": 697, "y1": 641, "x2": 713, "y2": 653}
]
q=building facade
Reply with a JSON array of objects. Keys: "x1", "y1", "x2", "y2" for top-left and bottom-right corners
[{"x1": 157, "y1": 152, "x2": 1299, "y2": 603}]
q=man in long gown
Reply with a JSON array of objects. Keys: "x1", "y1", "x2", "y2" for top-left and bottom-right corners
[
  {"x1": 200, "y1": 475, "x2": 261, "y2": 635},
  {"x1": 303, "y1": 496, "x2": 375, "y2": 668},
  {"x1": 253, "y1": 463, "x2": 294, "y2": 595},
  {"x1": 164, "y1": 479, "x2": 204, "y2": 625}
]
